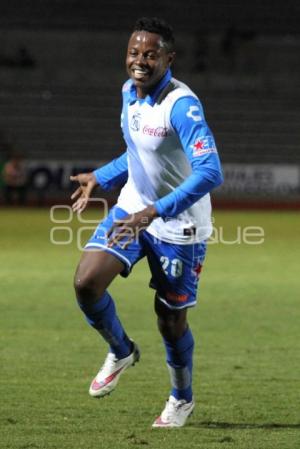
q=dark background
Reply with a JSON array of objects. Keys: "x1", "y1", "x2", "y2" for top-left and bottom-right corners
[
  {"x1": 0, "y1": 0, "x2": 299, "y2": 204},
  {"x1": 0, "y1": 0, "x2": 299, "y2": 34}
]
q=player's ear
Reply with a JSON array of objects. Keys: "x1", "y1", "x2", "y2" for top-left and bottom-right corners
[{"x1": 168, "y1": 52, "x2": 176, "y2": 66}]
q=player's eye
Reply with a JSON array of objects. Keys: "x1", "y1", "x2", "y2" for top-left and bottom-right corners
[{"x1": 146, "y1": 53, "x2": 156, "y2": 59}]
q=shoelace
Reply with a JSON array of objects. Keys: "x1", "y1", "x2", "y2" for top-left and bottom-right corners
[
  {"x1": 163, "y1": 398, "x2": 185, "y2": 419},
  {"x1": 100, "y1": 352, "x2": 118, "y2": 373}
]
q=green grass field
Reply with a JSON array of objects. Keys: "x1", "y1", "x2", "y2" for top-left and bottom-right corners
[{"x1": 0, "y1": 207, "x2": 299, "y2": 449}]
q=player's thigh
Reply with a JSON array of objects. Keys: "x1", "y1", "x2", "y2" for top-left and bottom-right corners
[
  {"x1": 74, "y1": 248, "x2": 124, "y2": 294},
  {"x1": 75, "y1": 205, "x2": 145, "y2": 296}
]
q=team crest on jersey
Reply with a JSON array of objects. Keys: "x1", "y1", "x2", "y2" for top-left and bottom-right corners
[
  {"x1": 130, "y1": 112, "x2": 141, "y2": 131},
  {"x1": 191, "y1": 136, "x2": 217, "y2": 157}
]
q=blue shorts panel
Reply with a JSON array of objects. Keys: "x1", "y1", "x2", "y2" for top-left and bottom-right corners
[
  {"x1": 142, "y1": 232, "x2": 207, "y2": 309},
  {"x1": 85, "y1": 206, "x2": 207, "y2": 309},
  {"x1": 85, "y1": 206, "x2": 145, "y2": 275}
]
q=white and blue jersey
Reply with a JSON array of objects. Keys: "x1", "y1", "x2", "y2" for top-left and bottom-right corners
[{"x1": 94, "y1": 69, "x2": 223, "y2": 244}]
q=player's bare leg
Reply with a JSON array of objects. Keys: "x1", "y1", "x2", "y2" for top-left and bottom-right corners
[
  {"x1": 74, "y1": 250, "x2": 140, "y2": 397},
  {"x1": 74, "y1": 249, "x2": 123, "y2": 303},
  {"x1": 154, "y1": 295, "x2": 188, "y2": 341}
]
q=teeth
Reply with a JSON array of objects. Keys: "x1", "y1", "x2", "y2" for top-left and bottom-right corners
[{"x1": 133, "y1": 69, "x2": 148, "y2": 79}]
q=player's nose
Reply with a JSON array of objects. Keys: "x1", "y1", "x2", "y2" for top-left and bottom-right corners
[{"x1": 134, "y1": 53, "x2": 147, "y2": 66}]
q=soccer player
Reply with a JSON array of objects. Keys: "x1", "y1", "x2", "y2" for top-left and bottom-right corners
[{"x1": 71, "y1": 17, "x2": 223, "y2": 428}]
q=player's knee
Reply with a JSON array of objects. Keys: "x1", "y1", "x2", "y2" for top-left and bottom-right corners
[
  {"x1": 155, "y1": 296, "x2": 187, "y2": 340},
  {"x1": 157, "y1": 315, "x2": 186, "y2": 340},
  {"x1": 73, "y1": 271, "x2": 104, "y2": 303}
]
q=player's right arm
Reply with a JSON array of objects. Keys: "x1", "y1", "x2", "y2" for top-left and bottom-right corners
[{"x1": 70, "y1": 151, "x2": 128, "y2": 213}]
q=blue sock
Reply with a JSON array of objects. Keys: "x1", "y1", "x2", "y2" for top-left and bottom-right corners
[
  {"x1": 78, "y1": 291, "x2": 131, "y2": 359},
  {"x1": 163, "y1": 327, "x2": 194, "y2": 402}
]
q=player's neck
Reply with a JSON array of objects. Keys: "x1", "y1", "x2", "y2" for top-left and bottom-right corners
[{"x1": 136, "y1": 87, "x2": 148, "y2": 99}]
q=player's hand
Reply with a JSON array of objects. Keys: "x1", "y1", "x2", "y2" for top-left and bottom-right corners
[
  {"x1": 70, "y1": 172, "x2": 98, "y2": 213},
  {"x1": 107, "y1": 205, "x2": 158, "y2": 249}
]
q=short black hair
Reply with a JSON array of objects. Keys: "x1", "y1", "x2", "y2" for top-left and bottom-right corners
[{"x1": 133, "y1": 17, "x2": 175, "y2": 52}]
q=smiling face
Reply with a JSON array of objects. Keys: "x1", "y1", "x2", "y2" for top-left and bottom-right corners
[{"x1": 126, "y1": 31, "x2": 175, "y2": 98}]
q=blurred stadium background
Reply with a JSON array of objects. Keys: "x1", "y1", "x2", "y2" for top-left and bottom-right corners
[{"x1": 0, "y1": 0, "x2": 299, "y2": 207}]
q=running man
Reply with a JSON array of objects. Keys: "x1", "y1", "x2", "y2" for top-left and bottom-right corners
[{"x1": 71, "y1": 17, "x2": 223, "y2": 428}]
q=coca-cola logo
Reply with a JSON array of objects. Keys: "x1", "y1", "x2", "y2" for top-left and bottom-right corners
[{"x1": 143, "y1": 125, "x2": 169, "y2": 137}]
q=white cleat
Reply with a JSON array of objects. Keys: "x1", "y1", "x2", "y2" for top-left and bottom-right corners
[
  {"x1": 89, "y1": 341, "x2": 140, "y2": 398},
  {"x1": 152, "y1": 395, "x2": 195, "y2": 428}
]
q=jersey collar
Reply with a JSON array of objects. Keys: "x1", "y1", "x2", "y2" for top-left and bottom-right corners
[{"x1": 128, "y1": 69, "x2": 172, "y2": 106}]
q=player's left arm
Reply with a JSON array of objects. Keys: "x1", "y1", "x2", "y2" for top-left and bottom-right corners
[{"x1": 154, "y1": 96, "x2": 223, "y2": 218}]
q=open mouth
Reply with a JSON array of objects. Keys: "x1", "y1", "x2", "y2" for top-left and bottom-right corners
[{"x1": 132, "y1": 68, "x2": 150, "y2": 80}]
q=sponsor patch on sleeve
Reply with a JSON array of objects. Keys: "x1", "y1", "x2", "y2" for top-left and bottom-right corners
[
  {"x1": 186, "y1": 105, "x2": 203, "y2": 122},
  {"x1": 191, "y1": 136, "x2": 217, "y2": 157}
]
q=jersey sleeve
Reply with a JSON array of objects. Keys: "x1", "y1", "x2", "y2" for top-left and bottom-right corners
[
  {"x1": 93, "y1": 151, "x2": 128, "y2": 191},
  {"x1": 154, "y1": 95, "x2": 223, "y2": 218}
]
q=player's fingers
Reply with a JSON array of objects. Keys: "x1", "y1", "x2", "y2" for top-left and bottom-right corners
[
  {"x1": 107, "y1": 232, "x2": 122, "y2": 247},
  {"x1": 120, "y1": 238, "x2": 134, "y2": 250},
  {"x1": 74, "y1": 204, "x2": 87, "y2": 214},
  {"x1": 71, "y1": 201, "x2": 80, "y2": 212},
  {"x1": 71, "y1": 187, "x2": 82, "y2": 200},
  {"x1": 77, "y1": 204, "x2": 87, "y2": 214},
  {"x1": 106, "y1": 220, "x2": 124, "y2": 238},
  {"x1": 107, "y1": 226, "x2": 128, "y2": 247},
  {"x1": 72, "y1": 198, "x2": 86, "y2": 212},
  {"x1": 70, "y1": 175, "x2": 78, "y2": 182},
  {"x1": 107, "y1": 226, "x2": 135, "y2": 248}
]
